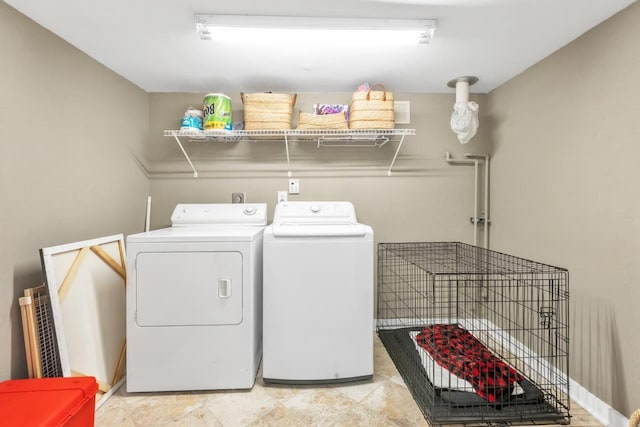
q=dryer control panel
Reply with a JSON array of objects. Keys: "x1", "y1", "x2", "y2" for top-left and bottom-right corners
[{"x1": 171, "y1": 203, "x2": 267, "y2": 226}]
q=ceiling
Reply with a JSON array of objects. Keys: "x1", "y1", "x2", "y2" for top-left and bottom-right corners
[{"x1": 5, "y1": 0, "x2": 636, "y2": 93}]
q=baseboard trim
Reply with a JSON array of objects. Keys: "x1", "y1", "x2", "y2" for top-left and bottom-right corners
[{"x1": 570, "y1": 378, "x2": 628, "y2": 427}]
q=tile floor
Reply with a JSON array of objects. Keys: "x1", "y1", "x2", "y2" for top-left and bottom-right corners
[{"x1": 96, "y1": 336, "x2": 603, "y2": 427}]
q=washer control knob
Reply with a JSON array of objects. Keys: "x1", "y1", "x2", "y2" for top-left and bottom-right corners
[
  {"x1": 243, "y1": 206, "x2": 257, "y2": 215},
  {"x1": 310, "y1": 204, "x2": 320, "y2": 213}
]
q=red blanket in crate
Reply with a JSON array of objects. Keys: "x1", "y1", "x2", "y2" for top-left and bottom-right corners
[{"x1": 415, "y1": 324, "x2": 523, "y2": 403}]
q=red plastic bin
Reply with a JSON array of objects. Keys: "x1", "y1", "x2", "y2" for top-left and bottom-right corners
[{"x1": 0, "y1": 377, "x2": 98, "y2": 427}]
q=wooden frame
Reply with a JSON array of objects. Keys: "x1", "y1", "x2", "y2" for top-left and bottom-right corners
[
  {"x1": 19, "y1": 287, "x2": 41, "y2": 379},
  {"x1": 19, "y1": 284, "x2": 62, "y2": 379},
  {"x1": 40, "y1": 234, "x2": 126, "y2": 403}
]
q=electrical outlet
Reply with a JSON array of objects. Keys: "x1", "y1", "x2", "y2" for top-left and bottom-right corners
[
  {"x1": 232, "y1": 192, "x2": 246, "y2": 203},
  {"x1": 288, "y1": 179, "x2": 300, "y2": 195},
  {"x1": 277, "y1": 191, "x2": 288, "y2": 203}
]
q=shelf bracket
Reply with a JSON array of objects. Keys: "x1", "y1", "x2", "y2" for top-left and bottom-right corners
[
  {"x1": 164, "y1": 129, "x2": 415, "y2": 177},
  {"x1": 316, "y1": 135, "x2": 390, "y2": 148},
  {"x1": 172, "y1": 135, "x2": 198, "y2": 178},
  {"x1": 387, "y1": 134, "x2": 406, "y2": 176},
  {"x1": 284, "y1": 133, "x2": 292, "y2": 177}
]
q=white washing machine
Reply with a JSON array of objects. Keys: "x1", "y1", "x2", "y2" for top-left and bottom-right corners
[
  {"x1": 262, "y1": 201, "x2": 374, "y2": 383},
  {"x1": 126, "y1": 203, "x2": 267, "y2": 392}
]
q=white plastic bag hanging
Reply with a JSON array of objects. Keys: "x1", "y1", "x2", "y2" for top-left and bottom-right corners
[{"x1": 450, "y1": 101, "x2": 479, "y2": 145}]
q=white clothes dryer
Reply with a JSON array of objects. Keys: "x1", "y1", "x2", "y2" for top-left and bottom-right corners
[
  {"x1": 126, "y1": 203, "x2": 266, "y2": 392},
  {"x1": 262, "y1": 201, "x2": 374, "y2": 384}
]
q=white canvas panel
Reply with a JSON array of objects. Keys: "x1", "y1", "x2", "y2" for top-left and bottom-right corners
[{"x1": 41, "y1": 234, "x2": 126, "y2": 398}]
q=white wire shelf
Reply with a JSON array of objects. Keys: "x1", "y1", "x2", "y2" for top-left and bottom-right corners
[
  {"x1": 164, "y1": 128, "x2": 416, "y2": 177},
  {"x1": 164, "y1": 128, "x2": 414, "y2": 141}
]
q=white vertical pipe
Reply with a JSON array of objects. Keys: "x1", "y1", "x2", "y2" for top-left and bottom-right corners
[
  {"x1": 145, "y1": 196, "x2": 151, "y2": 232},
  {"x1": 465, "y1": 153, "x2": 491, "y2": 249},
  {"x1": 445, "y1": 152, "x2": 481, "y2": 247},
  {"x1": 455, "y1": 81, "x2": 470, "y2": 103},
  {"x1": 483, "y1": 155, "x2": 490, "y2": 249},
  {"x1": 473, "y1": 159, "x2": 479, "y2": 246}
]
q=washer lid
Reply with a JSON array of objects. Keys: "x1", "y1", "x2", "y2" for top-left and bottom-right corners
[
  {"x1": 271, "y1": 201, "x2": 369, "y2": 237},
  {"x1": 171, "y1": 203, "x2": 267, "y2": 226}
]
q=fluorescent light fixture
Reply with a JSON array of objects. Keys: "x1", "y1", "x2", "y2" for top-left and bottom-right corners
[{"x1": 195, "y1": 14, "x2": 436, "y2": 45}]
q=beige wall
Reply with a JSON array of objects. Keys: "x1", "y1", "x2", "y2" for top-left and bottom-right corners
[
  {"x1": 6, "y1": 0, "x2": 638, "y2": 418},
  {"x1": 0, "y1": 3, "x2": 150, "y2": 379},
  {"x1": 147, "y1": 92, "x2": 491, "y2": 247},
  {"x1": 488, "y1": 2, "x2": 640, "y2": 416}
]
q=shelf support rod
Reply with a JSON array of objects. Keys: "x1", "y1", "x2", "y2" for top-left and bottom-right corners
[
  {"x1": 377, "y1": 136, "x2": 391, "y2": 148},
  {"x1": 284, "y1": 133, "x2": 292, "y2": 177},
  {"x1": 172, "y1": 135, "x2": 198, "y2": 178},
  {"x1": 387, "y1": 134, "x2": 406, "y2": 176}
]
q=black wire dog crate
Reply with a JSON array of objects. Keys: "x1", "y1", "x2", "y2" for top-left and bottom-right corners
[{"x1": 377, "y1": 242, "x2": 570, "y2": 426}]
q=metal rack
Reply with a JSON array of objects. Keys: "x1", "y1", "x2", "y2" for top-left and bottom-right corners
[{"x1": 164, "y1": 128, "x2": 416, "y2": 177}]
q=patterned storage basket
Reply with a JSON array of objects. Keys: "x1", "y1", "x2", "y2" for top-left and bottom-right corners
[
  {"x1": 349, "y1": 84, "x2": 395, "y2": 129},
  {"x1": 241, "y1": 92, "x2": 297, "y2": 130}
]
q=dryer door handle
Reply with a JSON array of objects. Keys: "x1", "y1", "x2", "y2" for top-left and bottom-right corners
[{"x1": 218, "y1": 278, "x2": 232, "y2": 299}]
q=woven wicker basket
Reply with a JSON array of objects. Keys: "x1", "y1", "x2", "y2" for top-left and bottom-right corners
[
  {"x1": 297, "y1": 111, "x2": 348, "y2": 130},
  {"x1": 349, "y1": 84, "x2": 395, "y2": 129},
  {"x1": 242, "y1": 92, "x2": 297, "y2": 130},
  {"x1": 349, "y1": 109, "x2": 395, "y2": 122}
]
